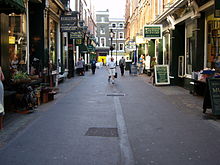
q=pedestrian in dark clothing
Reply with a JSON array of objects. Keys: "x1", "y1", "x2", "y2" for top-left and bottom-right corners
[
  {"x1": 119, "y1": 57, "x2": 126, "y2": 76},
  {"x1": 90, "y1": 58, "x2": 97, "y2": 74}
]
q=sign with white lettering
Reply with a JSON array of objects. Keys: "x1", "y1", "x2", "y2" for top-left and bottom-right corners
[
  {"x1": 143, "y1": 25, "x2": 162, "y2": 39},
  {"x1": 154, "y1": 65, "x2": 170, "y2": 85},
  {"x1": 208, "y1": 78, "x2": 220, "y2": 115},
  {"x1": 60, "y1": 15, "x2": 78, "y2": 32}
]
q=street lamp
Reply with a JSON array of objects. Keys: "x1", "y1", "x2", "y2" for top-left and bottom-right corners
[
  {"x1": 110, "y1": 29, "x2": 114, "y2": 57},
  {"x1": 115, "y1": 30, "x2": 118, "y2": 66}
]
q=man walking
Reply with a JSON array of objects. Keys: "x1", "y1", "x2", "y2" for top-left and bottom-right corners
[
  {"x1": 119, "y1": 57, "x2": 126, "y2": 76},
  {"x1": 106, "y1": 57, "x2": 116, "y2": 84},
  {"x1": 90, "y1": 58, "x2": 97, "y2": 74}
]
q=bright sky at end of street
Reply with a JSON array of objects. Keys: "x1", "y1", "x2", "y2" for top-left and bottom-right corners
[{"x1": 93, "y1": 0, "x2": 125, "y2": 18}]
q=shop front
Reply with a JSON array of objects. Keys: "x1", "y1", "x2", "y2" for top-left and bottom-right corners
[{"x1": 0, "y1": 0, "x2": 26, "y2": 79}]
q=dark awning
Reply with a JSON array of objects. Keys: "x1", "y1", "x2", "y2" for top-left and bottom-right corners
[
  {"x1": 0, "y1": 0, "x2": 26, "y2": 14},
  {"x1": 79, "y1": 44, "x2": 88, "y2": 53}
]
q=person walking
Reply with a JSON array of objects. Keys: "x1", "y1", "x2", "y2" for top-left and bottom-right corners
[
  {"x1": 149, "y1": 57, "x2": 157, "y2": 85},
  {"x1": 107, "y1": 57, "x2": 116, "y2": 84},
  {"x1": 76, "y1": 57, "x2": 85, "y2": 76},
  {"x1": 138, "y1": 54, "x2": 144, "y2": 75},
  {"x1": 0, "y1": 66, "x2": 5, "y2": 130},
  {"x1": 119, "y1": 57, "x2": 126, "y2": 76},
  {"x1": 90, "y1": 58, "x2": 97, "y2": 74}
]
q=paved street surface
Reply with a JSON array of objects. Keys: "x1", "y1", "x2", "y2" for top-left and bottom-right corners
[{"x1": 1, "y1": 67, "x2": 220, "y2": 165}]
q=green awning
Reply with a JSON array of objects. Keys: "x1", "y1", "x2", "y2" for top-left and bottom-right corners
[
  {"x1": 0, "y1": 0, "x2": 26, "y2": 14},
  {"x1": 87, "y1": 45, "x2": 95, "y2": 53},
  {"x1": 79, "y1": 44, "x2": 88, "y2": 53}
]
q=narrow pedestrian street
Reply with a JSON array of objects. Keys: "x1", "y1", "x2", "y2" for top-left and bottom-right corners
[{"x1": 0, "y1": 68, "x2": 220, "y2": 165}]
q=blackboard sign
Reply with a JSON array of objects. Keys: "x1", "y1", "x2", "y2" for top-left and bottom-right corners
[
  {"x1": 154, "y1": 65, "x2": 170, "y2": 85},
  {"x1": 208, "y1": 78, "x2": 220, "y2": 115}
]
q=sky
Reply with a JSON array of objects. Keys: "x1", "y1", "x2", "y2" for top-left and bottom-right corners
[{"x1": 93, "y1": 0, "x2": 125, "y2": 18}]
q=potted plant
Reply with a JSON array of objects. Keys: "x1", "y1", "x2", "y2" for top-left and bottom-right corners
[{"x1": 12, "y1": 71, "x2": 31, "y2": 84}]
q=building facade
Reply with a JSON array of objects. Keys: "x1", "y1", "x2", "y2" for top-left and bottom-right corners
[
  {"x1": 109, "y1": 18, "x2": 126, "y2": 65},
  {"x1": 95, "y1": 9, "x2": 110, "y2": 64},
  {"x1": 125, "y1": 0, "x2": 219, "y2": 92}
]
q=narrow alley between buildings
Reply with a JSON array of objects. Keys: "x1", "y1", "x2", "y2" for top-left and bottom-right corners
[{"x1": 0, "y1": 68, "x2": 220, "y2": 165}]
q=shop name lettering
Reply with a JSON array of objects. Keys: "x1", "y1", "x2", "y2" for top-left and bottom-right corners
[
  {"x1": 61, "y1": 17, "x2": 77, "y2": 21},
  {"x1": 212, "y1": 88, "x2": 220, "y2": 93},
  {"x1": 145, "y1": 28, "x2": 160, "y2": 35}
]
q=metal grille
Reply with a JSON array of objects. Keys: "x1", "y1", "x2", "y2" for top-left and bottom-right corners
[{"x1": 85, "y1": 127, "x2": 118, "y2": 137}]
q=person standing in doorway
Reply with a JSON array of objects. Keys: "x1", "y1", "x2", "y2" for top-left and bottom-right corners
[
  {"x1": 149, "y1": 57, "x2": 157, "y2": 85},
  {"x1": 138, "y1": 54, "x2": 144, "y2": 74},
  {"x1": 119, "y1": 57, "x2": 126, "y2": 76},
  {"x1": 0, "y1": 66, "x2": 5, "y2": 130},
  {"x1": 90, "y1": 58, "x2": 97, "y2": 74}
]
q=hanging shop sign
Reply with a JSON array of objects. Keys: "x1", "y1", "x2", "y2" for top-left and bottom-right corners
[
  {"x1": 70, "y1": 32, "x2": 83, "y2": 39},
  {"x1": 87, "y1": 45, "x2": 95, "y2": 52},
  {"x1": 143, "y1": 25, "x2": 162, "y2": 39},
  {"x1": 75, "y1": 39, "x2": 82, "y2": 45},
  {"x1": 136, "y1": 36, "x2": 146, "y2": 44},
  {"x1": 60, "y1": 15, "x2": 78, "y2": 32},
  {"x1": 125, "y1": 41, "x2": 136, "y2": 52},
  {"x1": 9, "y1": 36, "x2": 15, "y2": 44},
  {"x1": 154, "y1": 65, "x2": 170, "y2": 85},
  {"x1": 215, "y1": 0, "x2": 220, "y2": 18}
]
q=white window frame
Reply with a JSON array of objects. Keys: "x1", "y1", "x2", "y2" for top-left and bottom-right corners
[
  {"x1": 100, "y1": 37, "x2": 106, "y2": 47},
  {"x1": 119, "y1": 32, "x2": 124, "y2": 39},
  {"x1": 112, "y1": 43, "x2": 116, "y2": 50},
  {"x1": 101, "y1": 17, "x2": 105, "y2": 22},
  {"x1": 119, "y1": 43, "x2": 124, "y2": 50},
  {"x1": 119, "y1": 23, "x2": 124, "y2": 28},
  {"x1": 100, "y1": 28, "x2": 105, "y2": 34},
  {"x1": 112, "y1": 23, "x2": 116, "y2": 28}
]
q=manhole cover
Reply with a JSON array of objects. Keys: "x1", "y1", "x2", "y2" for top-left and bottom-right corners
[
  {"x1": 85, "y1": 127, "x2": 118, "y2": 137},
  {"x1": 106, "y1": 93, "x2": 125, "y2": 96}
]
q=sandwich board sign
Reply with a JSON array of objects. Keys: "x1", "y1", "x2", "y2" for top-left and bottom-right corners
[{"x1": 154, "y1": 65, "x2": 170, "y2": 85}]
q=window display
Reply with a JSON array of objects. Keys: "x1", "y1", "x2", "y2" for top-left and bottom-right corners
[
  {"x1": 9, "y1": 14, "x2": 27, "y2": 73},
  {"x1": 207, "y1": 14, "x2": 220, "y2": 71}
]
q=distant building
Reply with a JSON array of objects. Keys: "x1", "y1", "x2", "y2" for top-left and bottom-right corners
[
  {"x1": 95, "y1": 9, "x2": 110, "y2": 64},
  {"x1": 109, "y1": 18, "x2": 126, "y2": 65}
]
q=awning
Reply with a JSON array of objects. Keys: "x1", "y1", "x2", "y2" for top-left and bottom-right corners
[
  {"x1": 79, "y1": 44, "x2": 88, "y2": 53},
  {"x1": 0, "y1": 0, "x2": 26, "y2": 14},
  {"x1": 87, "y1": 45, "x2": 95, "y2": 53}
]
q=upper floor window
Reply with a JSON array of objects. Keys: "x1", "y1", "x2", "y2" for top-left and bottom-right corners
[
  {"x1": 101, "y1": 17, "x2": 105, "y2": 22},
  {"x1": 112, "y1": 23, "x2": 116, "y2": 28},
  {"x1": 100, "y1": 37, "x2": 106, "y2": 47},
  {"x1": 112, "y1": 43, "x2": 116, "y2": 50},
  {"x1": 119, "y1": 32, "x2": 124, "y2": 39},
  {"x1": 119, "y1": 23, "x2": 124, "y2": 28},
  {"x1": 100, "y1": 28, "x2": 105, "y2": 34},
  {"x1": 119, "y1": 43, "x2": 124, "y2": 50}
]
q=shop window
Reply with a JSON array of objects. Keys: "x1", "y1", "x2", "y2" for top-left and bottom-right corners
[
  {"x1": 9, "y1": 14, "x2": 27, "y2": 73},
  {"x1": 49, "y1": 19, "x2": 57, "y2": 71},
  {"x1": 186, "y1": 22, "x2": 196, "y2": 75},
  {"x1": 163, "y1": 33, "x2": 170, "y2": 65},
  {"x1": 207, "y1": 14, "x2": 220, "y2": 71}
]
